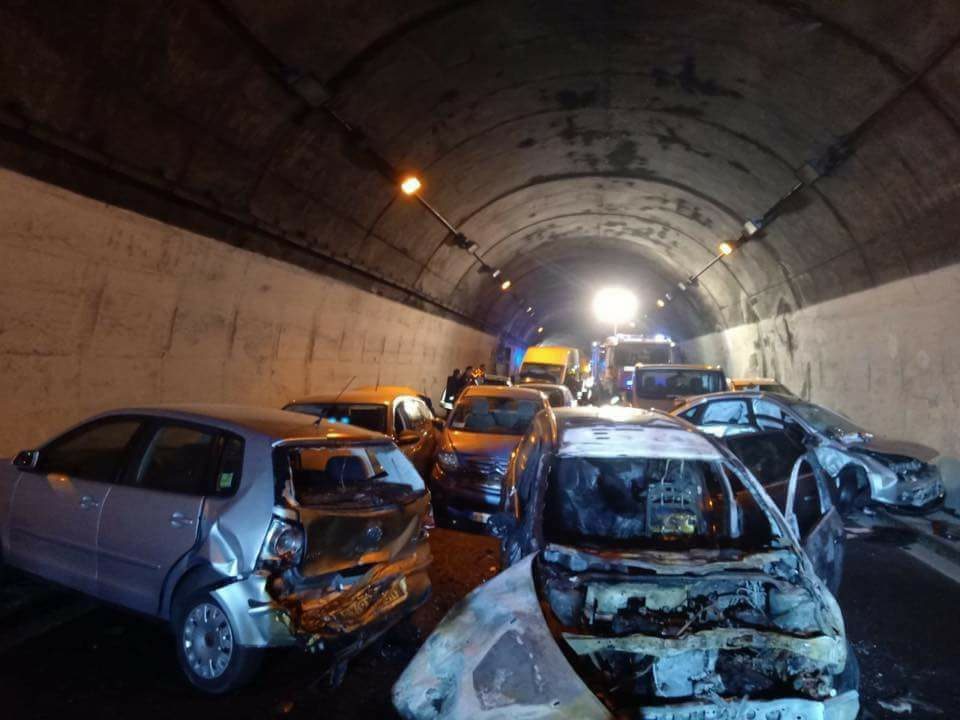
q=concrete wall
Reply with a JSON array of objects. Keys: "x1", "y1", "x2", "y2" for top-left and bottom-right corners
[
  {"x1": 683, "y1": 262, "x2": 960, "y2": 460},
  {"x1": 0, "y1": 169, "x2": 497, "y2": 456}
]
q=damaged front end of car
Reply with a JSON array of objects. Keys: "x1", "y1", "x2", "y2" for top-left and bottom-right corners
[
  {"x1": 539, "y1": 544, "x2": 857, "y2": 719},
  {"x1": 817, "y1": 441, "x2": 946, "y2": 511},
  {"x1": 394, "y1": 547, "x2": 857, "y2": 720}
]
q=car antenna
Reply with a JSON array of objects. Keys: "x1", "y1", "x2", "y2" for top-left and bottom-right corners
[{"x1": 334, "y1": 375, "x2": 356, "y2": 404}]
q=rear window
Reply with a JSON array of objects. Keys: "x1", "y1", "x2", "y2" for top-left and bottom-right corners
[
  {"x1": 449, "y1": 395, "x2": 541, "y2": 435},
  {"x1": 284, "y1": 403, "x2": 388, "y2": 434},
  {"x1": 634, "y1": 369, "x2": 726, "y2": 398},
  {"x1": 274, "y1": 444, "x2": 424, "y2": 507},
  {"x1": 543, "y1": 456, "x2": 775, "y2": 552}
]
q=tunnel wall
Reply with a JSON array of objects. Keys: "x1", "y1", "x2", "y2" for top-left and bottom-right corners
[
  {"x1": 0, "y1": 168, "x2": 497, "y2": 456},
  {"x1": 683, "y1": 263, "x2": 960, "y2": 460}
]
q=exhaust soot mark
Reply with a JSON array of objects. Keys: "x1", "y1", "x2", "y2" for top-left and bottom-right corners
[{"x1": 652, "y1": 57, "x2": 743, "y2": 99}]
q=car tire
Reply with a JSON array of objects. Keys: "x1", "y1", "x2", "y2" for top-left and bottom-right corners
[
  {"x1": 173, "y1": 591, "x2": 263, "y2": 694},
  {"x1": 838, "y1": 466, "x2": 869, "y2": 514}
]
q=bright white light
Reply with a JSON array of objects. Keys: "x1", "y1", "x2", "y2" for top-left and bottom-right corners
[
  {"x1": 654, "y1": 333, "x2": 666, "y2": 342},
  {"x1": 592, "y1": 287, "x2": 638, "y2": 327},
  {"x1": 400, "y1": 176, "x2": 422, "y2": 195}
]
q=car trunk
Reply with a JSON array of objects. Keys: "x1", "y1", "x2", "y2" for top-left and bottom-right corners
[{"x1": 269, "y1": 444, "x2": 433, "y2": 642}]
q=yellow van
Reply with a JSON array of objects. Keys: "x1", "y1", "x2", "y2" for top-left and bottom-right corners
[{"x1": 518, "y1": 346, "x2": 581, "y2": 389}]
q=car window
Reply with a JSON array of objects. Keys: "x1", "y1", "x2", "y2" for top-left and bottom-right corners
[
  {"x1": 753, "y1": 399, "x2": 786, "y2": 430},
  {"x1": 39, "y1": 418, "x2": 141, "y2": 483},
  {"x1": 395, "y1": 399, "x2": 419, "y2": 432},
  {"x1": 215, "y1": 434, "x2": 244, "y2": 496},
  {"x1": 701, "y1": 400, "x2": 751, "y2": 425},
  {"x1": 284, "y1": 403, "x2": 388, "y2": 434},
  {"x1": 792, "y1": 461, "x2": 824, "y2": 538},
  {"x1": 135, "y1": 424, "x2": 218, "y2": 495},
  {"x1": 449, "y1": 395, "x2": 540, "y2": 435},
  {"x1": 279, "y1": 444, "x2": 424, "y2": 506},
  {"x1": 676, "y1": 405, "x2": 701, "y2": 423},
  {"x1": 542, "y1": 456, "x2": 775, "y2": 551},
  {"x1": 414, "y1": 398, "x2": 434, "y2": 422}
]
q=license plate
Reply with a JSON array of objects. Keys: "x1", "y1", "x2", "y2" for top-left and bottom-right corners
[{"x1": 336, "y1": 577, "x2": 408, "y2": 625}]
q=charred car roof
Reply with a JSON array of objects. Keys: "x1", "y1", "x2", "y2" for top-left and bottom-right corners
[{"x1": 552, "y1": 406, "x2": 725, "y2": 461}]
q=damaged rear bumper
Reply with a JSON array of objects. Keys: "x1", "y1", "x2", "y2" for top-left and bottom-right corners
[
  {"x1": 211, "y1": 543, "x2": 432, "y2": 654},
  {"x1": 638, "y1": 690, "x2": 859, "y2": 720}
]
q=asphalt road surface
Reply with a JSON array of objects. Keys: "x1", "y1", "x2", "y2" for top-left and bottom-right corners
[{"x1": 0, "y1": 527, "x2": 957, "y2": 719}]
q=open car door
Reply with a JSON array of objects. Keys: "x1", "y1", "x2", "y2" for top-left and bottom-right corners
[{"x1": 784, "y1": 455, "x2": 845, "y2": 594}]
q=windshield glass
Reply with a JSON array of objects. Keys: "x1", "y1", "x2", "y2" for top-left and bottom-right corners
[
  {"x1": 283, "y1": 403, "x2": 388, "y2": 434},
  {"x1": 615, "y1": 342, "x2": 671, "y2": 366},
  {"x1": 519, "y1": 362, "x2": 563, "y2": 383},
  {"x1": 634, "y1": 369, "x2": 725, "y2": 398},
  {"x1": 278, "y1": 444, "x2": 424, "y2": 506},
  {"x1": 783, "y1": 399, "x2": 866, "y2": 438},
  {"x1": 543, "y1": 456, "x2": 775, "y2": 551},
  {"x1": 449, "y1": 395, "x2": 540, "y2": 435}
]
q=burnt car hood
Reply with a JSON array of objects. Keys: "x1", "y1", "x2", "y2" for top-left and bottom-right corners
[
  {"x1": 446, "y1": 429, "x2": 519, "y2": 459},
  {"x1": 394, "y1": 548, "x2": 853, "y2": 719},
  {"x1": 842, "y1": 435, "x2": 939, "y2": 462},
  {"x1": 393, "y1": 553, "x2": 610, "y2": 719}
]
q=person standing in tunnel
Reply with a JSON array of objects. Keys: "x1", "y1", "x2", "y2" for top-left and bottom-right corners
[{"x1": 442, "y1": 368, "x2": 462, "y2": 410}]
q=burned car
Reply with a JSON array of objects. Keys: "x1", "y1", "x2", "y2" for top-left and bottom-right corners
[
  {"x1": 394, "y1": 407, "x2": 858, "y2": 719},
  {"x1": 673, "y1": 391, "x2": 946, "y2": 513},
  {"x1": 0, "y1": 405, "x2": 431, "y2": 693}
]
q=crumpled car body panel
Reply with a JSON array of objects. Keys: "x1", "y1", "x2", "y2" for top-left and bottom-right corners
[
  {"x1": 393, "y1": 554, "x2": 611, "y2": 719},
  {"x1": 393, "y1": 551, "x2": 857, "y2": 720}
]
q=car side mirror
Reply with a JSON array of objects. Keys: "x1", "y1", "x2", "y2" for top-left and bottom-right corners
[
  {"x1": 13, "y1": 450, "x2": 39, "y2": 469},
  {"x1": 397, "y1": 429, "x2": 420, "y2": 445},
  {"x1": 431, "y1": 418, "x2": 445, "y2": 431},
  {"x1": 486, "y1": 511, "x2": 517, "y2": 539}
]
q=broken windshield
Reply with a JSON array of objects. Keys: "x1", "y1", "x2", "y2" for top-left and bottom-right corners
[
  {"x1": 542, "y1": 456, "x2": 775, "y2": 552},
  {"x1": 782, "y1": 399, "x2": 866, "y2": 439}
]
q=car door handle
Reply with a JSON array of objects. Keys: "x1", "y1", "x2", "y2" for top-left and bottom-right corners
[
  {"x1": 170, "y1": 512, "x2": 195, "y2": 528},
  {"x1": 79, "y1": 495, "x2": 100, "y2": 510}
]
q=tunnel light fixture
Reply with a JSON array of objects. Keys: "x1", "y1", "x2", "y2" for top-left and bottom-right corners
[
  {"x1": 400, "y1": 176, "x2": 422, "y2": 195},
  {"x1": 500, "y1": 279, "x2": 512, "y2": 291},
  {"x1": 718, "y1": 241, "x2": 734, "y2": 256},
  {"x1": 526, "y1": 306, "x2": 533, "y2": 313},
  {"x1": 656, "y1": 298, "x2": 666, "y2": 308},
  {"x1": 537, "y1": 326, "x2": 544, "y2": 334},
  {"x1": 592, "y1": 287, "x2": 638, "y2": 332},
  {"x1": 491, "y1": 268, "x2": 502, "y2": 279}
]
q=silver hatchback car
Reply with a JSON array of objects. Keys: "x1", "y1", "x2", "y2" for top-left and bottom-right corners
[{"x1": 0, "y1": 405, "x2": 433, "y2": 693}]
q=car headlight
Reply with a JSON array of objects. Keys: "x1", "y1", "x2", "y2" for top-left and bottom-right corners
[{"x1": 437, "y1": 450, "x2": 459, "y2": 470}]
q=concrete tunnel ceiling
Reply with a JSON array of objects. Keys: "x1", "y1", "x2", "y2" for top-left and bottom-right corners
[{"x1": 2, "y1": 1, "x2": 960, "y2": 346}]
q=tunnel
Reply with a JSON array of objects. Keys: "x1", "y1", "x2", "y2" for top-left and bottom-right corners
[
  {"x1": 3, "y1": 2, "x2": 960, "y2": 716},
  {"x1": 2, "y1": 1, "x2": 960, "y2": 459}
]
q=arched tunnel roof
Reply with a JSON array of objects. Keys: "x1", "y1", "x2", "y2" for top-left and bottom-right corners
[{"x1": 1, "y1": 0, "x2": 959, "y2": 345}]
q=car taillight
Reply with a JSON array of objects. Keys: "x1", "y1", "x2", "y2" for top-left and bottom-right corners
[{"x1": 259, "y1": 517, "x2": 305, "y2": 568}]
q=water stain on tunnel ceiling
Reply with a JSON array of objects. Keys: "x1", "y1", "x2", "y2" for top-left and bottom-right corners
[{"x1": 1, "y1": 0, "x2": 959, "y2": 344}]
